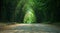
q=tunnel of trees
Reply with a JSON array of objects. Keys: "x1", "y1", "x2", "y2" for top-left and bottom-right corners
[{"x1": 0, "y1": 0, "x2": 60, "y2": 24}]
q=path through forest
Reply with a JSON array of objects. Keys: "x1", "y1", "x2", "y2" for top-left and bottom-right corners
[{"x1": 0, "y1": 24, "x2": 60, "y2": 33}]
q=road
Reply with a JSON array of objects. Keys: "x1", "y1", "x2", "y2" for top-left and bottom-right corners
[{"x1": 0, "y1": 24, "x2": 60, "y2": 33}]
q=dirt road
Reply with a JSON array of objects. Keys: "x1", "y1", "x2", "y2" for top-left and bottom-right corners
[{"x1": 0, "y1": 24, "x2": 60, "y2": 33}]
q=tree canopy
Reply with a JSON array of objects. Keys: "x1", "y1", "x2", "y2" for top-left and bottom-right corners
[{"x1": 1, "y1": 0, "x2": 60, "y2": 23}]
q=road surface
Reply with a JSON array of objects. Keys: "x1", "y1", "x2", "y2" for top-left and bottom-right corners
[{"x1": 0, "y1": 24, "x2": 60, "y2": 33}]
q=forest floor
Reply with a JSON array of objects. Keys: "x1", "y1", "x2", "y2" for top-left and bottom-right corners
[{"x1": 0, "y1": 23, "x2": 60, "y2": 33}]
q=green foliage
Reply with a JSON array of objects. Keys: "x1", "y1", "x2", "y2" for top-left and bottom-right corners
[
  {"x1": 23, "y1": 9, "x2": 36, "y2": 24},
  {"x1": 1, "y1": 0, "x2": 60, "y2": 23},
  {"x1": 23, "y1": 0, "x2": 36, "y2": 23}
]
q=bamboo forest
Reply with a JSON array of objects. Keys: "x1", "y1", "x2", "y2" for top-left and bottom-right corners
[
  {"x1": 1, "y1": 0, "x2": 60, "y2": 24},
  {"x1": 0, "y1": 0, "x2": 60, "y2": 33}
]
